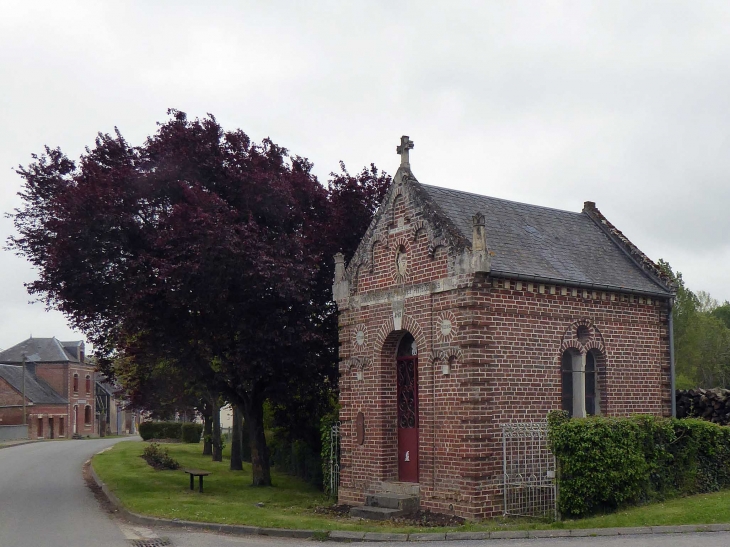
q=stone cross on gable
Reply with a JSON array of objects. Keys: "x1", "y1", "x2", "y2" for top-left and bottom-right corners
[{"x1": 396, "y1": 135, "x2": 414, "y2": 166}]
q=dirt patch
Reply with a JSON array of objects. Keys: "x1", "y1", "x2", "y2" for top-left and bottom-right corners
[
  {"x1": 315, "y1": 504, "x2": 466, "y2": 528},
  {"x1": 83, "y1": 461, "x2": 119, "y2": 515},
  {"x1": 314, "y1": 504, "x2": 352, "y2": 517},
  {"x1": 391, "y1": 510, "x2": 465, "y2": 527},
  {"x1": 144, "y1": 438, "x2": 182, "y2": 444}
]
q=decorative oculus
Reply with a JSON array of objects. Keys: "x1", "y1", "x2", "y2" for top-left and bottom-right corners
[{"x1": 440, "y1": 319, "x2": 453, "y2": 337}]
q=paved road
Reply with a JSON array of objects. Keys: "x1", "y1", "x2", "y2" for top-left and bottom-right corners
[{"x1": 0, "y1": 437, "x2": 137, "y2": 547}]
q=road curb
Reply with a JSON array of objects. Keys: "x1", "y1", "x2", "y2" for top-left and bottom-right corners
[
  {"x1": 87, "y1": 452, "x2": 730, "y2": 543},
  {"x1": 0, "y1": 440, "x2": 39, "y2": 450}
]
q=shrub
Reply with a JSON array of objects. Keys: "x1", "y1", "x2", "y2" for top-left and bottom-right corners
[
  {"x1": 138, "y1": 421, "x2": 155, "y2": 441},
  {"x1": 138, "y1": 421, "x2": 186, "y2": 441},
  {"x1": 181, "y1": 423, "x2": 203, "y2": 443},
  {"x1": 548, "y1": 413, "x2": 730, "y2": 518},
  {"x1": 142, "y1": 442, "x2": 180, "y2": 470}
]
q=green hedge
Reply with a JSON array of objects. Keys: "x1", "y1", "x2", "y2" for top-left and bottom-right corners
[
  {"x1": 139, "y1": 421, "x2": 203, "y2": 443},
  {"x1": 548, "y1": 412, "x2": 730, "y2": 517},
  {"x1": 181, "y1": 423, "x2": 203, "y2": 443}
]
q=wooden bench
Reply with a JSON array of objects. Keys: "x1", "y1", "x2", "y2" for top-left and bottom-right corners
[{"x1": 183, "y1": 468, "x2": 211, "y2": 493}]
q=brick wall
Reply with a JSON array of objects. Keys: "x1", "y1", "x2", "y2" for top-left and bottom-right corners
[
  {"x1": 35, "y1": 363, "x2": 67, "y2": 396},
  {"x1": 0, "y1": 376, "x2": 23, "y2": 407},
  {"x1": 335, "y1": 176, "x2": 671, "y2": 520},
  {"x1": 26, "y1": 404, "x2": 68, "y2": 439},
  {"x1": 0, "y1": 406, "x2": 23, "y2": 425}
]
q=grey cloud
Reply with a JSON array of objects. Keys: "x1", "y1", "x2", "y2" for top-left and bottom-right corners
[{"x1": 2, "y1": 1, "x2": 730, "y2": 347}]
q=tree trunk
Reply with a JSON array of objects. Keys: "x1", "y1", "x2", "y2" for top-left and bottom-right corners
[
  {"x1": 202, "y1": 413, "x2": 212, "y2": 456},
  {"x1": 244, "y1": 397, "x2": 271, "y2": 486},
  {"x1": 230, "y1": 405, "x2": 243, "y2": 471},
  {"x1": 212, "y1": 400, "x2": 223, "y2": 462}
]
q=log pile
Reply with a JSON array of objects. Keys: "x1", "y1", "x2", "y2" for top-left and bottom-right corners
[{"x1": 676, "y1": 388, "x2": 730, "y2": 425}]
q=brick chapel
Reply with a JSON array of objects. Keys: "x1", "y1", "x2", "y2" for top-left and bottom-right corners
[{"x1": 332, "y1": 136, "x2": 675, "y2": 519}]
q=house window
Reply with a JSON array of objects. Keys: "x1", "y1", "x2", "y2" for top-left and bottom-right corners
[
  {"x1": 561, "y1": 349, "x2": 601, "y2": 418},
  {"x1": 59, "y1": 417, "x2": 65, "y2": 437},
  {"x1": 73, "y1": 374, "x2": 79, "y2": 392},
  {"x1": 37, "y1": 417, "x2": 43, "y2": 438},
  {"x1": 85, "y1": 375, "x2": 91, "y2": 394},
  {"x1": 84, "y1": 405, "x2": 92, "y2": 425}
]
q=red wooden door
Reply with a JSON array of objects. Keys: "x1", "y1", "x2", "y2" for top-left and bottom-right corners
[{"x1": 397, "y1": 355, "x2": 419, "y2": 482}]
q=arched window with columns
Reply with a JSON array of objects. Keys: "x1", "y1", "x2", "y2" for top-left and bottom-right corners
[
  {"x1": 560, "y1": 321, "x2": 607, "y2": 418},
  {"x1": 561, "y1": 348, "x2": 603, "y2": 418}
]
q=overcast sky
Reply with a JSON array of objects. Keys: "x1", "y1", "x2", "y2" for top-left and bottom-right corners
[{"x1": 1, "y1": 1, "x2": 729, "y2": 351}]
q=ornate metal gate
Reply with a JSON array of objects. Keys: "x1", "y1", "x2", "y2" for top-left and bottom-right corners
[
  {"x1": 501, "y1": 421, "x2": 557, "y2": 519},
  {"x1": 397, "y1": 355, "x2": 419, "y2": 482},
  {"x1": 329, "y1": 421, "x2": 341, "y2": 498}
]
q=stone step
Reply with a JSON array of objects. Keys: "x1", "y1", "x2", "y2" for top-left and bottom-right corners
[
  {"x1": 375, "y1": 481, "x2": 420, "y2": 496},
  {"x1": 349, "y1": 506, "x2": 404, "y2": 521},
  {"x1": 365, "y1": 493, "x2": 419, "y2": 513}
]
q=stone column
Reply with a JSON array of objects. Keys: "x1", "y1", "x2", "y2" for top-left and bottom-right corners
[{"x1": 572, "y1": 353, "x2": 586, "y2": 418}]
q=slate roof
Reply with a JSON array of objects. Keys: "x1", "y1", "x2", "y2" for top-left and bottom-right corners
[
  {"x1": 0, "y1": 338, "x2": 82, "y2": 365},
  {"x1": 420, "y1": 184, "x2": 671, "y2": 296},
  {"x1": 0, "y1": 364, "x2": 68, "y2": 405}
]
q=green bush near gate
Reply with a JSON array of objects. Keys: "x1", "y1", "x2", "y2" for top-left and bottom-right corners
[
  {"x1": 548, "y1": 411, "x2": 730, "y2": 518},
  {"x1": 138, "y1": 421, "x2": 203, "y2": 443}
]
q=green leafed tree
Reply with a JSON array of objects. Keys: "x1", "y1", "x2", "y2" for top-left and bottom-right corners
[
  {"x1": 9, "y1": 110, "x2": 390, "y2": 486},
  {"x1": 658, "y1": 260, "x2": 730, "y2": 389}
]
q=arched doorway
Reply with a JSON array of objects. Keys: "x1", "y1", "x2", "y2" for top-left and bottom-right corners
[{"x1": 396, "y1": 332, "x2": 419, "y2": 482}]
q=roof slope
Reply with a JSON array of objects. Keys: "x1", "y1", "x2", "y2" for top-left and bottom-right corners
[
  {"x1": 421, "y1": 184, "x2": 670, "y2": 296},
  {"x1": 0, "y1": 364, "x2": 68, "y2": 405},
  {"x1": 0, "y1": 338, "x2": 81, "y2": 364}
]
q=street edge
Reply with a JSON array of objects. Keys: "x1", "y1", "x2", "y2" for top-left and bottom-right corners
[
  {"x1": 0, "y1": 440, "x2": 39, "y2": 450},
  {"x1": 87, "y1": 457, "x2": 730, "y2": 542}
]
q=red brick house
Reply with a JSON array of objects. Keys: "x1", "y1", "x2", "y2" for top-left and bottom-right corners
[
  {"x1": 0, "y1": 338, "x2": 97, "y2": 439},
  {"x1": 0, "y1": 363, "x2": 68, "y2": 438},
  {"x1": 332, "y1": 137, "x2": 675, "y2": 519}
]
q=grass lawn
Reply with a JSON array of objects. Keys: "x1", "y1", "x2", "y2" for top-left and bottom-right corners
[
  {"x1": 565, "y1": 490, "x2": 730, "y2": 529},
  {"x1": 92, "y1": 440, "x2": 730, "y2": 533}
]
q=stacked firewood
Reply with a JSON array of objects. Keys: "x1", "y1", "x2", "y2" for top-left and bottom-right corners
[{"x1": 676, "y1": 388, "x2": 730, "y2": 425}]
